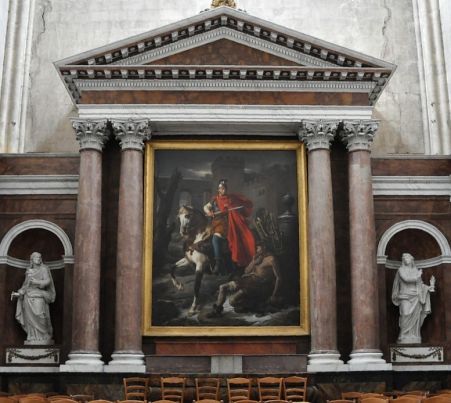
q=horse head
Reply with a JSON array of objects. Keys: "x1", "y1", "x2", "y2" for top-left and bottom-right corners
[{"x1": 178, "y1": 205, "x2": 207, "y2": 237}]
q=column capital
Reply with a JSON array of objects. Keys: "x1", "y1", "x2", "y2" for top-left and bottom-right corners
[
  {"x1": 298, "y1": 119, "x2": 339, "y2": 151},
  {"x1": 72, "y1": 119, "x2": 109, "y2": 152},
  {"x1": 340, "y1": 119, "x2": 379, "y2": 152},
  {"x1": 111, "y1": 119, "x2": 151, "y2": 151}
]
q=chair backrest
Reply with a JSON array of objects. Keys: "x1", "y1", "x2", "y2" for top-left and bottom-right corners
[
  {"x1": 161, "y1": 377, "x2": 186, "y2": 403},
  {"x1": 123, "y1": 377, "x2": 150, "y2": 402},
  {"x1": 389, "y1": 397, "x2": 422, "y2": 403},
  {"x1": 258, "y1": 378, "x2": 283, "y2": 402},
  {"x1": 422, "y1": 397, "x2": 451, "y2": 403},
  {"x1": 48, "y1": 399, "x2": 78, "y2": 403},
  {"x1": 70, "y1": 396, "x2": 94, "y2": 403},
  {"x1": 283, "y1": 376, "x2": 307, "y2": 402},
  {"x1": 195, "y1": 378, "x2": 220, "y2": 401},
  {"x1": 227, "y1": 378, "x2": 251, "y2": 403},
  {"x1": 402, "y1": 392, "x2": 429, "y2": 397},
  {"x1": 360, "y1": 398, "x2": 388, "y2": 403},
  {"x1": 48, "y1": 396, "x2": 71, "y2": 401},
  {"x1": 19, "y1": 397, "x2": 48, "y2": 403}
]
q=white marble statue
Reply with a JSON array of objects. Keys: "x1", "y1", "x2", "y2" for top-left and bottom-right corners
[
  {"x1": 391, "y1": 253, "x2": 436, "y2": 344},
  {"x1": 11, "y1": 252, "x2": 56, "y2": 345}
]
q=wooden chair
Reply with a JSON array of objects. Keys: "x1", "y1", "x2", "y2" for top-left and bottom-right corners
[
  {"x1": 87, "y1": 400, "x2": 113, "y2": 403},
  {"x1": 328, "y1": 400, "x2": 354, "y2": 403},
  {"x1": 342, "y1": 393, "x2": 363, "y2": 403},
  {"x1": 258, "y1": 378, "x2": 283, "y2": 402},
  {"x1": 227, "y1": 378, "x2": 251, "y2": 403},
  {"x1": 48, "y1": 398, "x2": 72, "y2": 402},
  {"x1": 401, "y1": 392, "x2": 429, "y2": 397},
  {"x1": 283, "y1": 376, "x2": 307, "y2": 402},
  {"x1": 123, "y1": 377, "x2": 150, "y2": 402},
  {"x1": 70, "y1": 396, "x2": 94, "y2": 403},
  {"x1": 195, "y1": 378, "x2": 220, "y2": 401},
  {"x1": 161, "y1": 377, "x2": 186, "y2": 403},
  {"x1": 193, "y1": 400, "x2": 223, "y2": 403},
  {"x1": 19, "y1": 397, "x2": 48, "y2": 403},
  {"x1": 263, "y1": 400, "x2": 290, "y2": 403},
  {"x1": 26, "y1": 396, "x2": 46, "y2": 399},
  {"x1": 359, "y1": 395, "x2": 386, "y2": 401},
  {"x1": 117, "y1": 400, "x2": 148, "y2": 403},
  {"x1": 233, "y1": 400, "x2": 259, "y2": 403},
  {"x1": 400, "y1": 396, "x2": 426, "y2": 401},
  {"x1": 152, "y1": 400, "x2": 180, "y2": 403}
]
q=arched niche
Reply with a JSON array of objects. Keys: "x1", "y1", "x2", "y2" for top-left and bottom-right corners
[
  {"x1": 0, "y1": 220, "x2": 73, "y2": 350},
  {"x1": 377, "y1": 220, "x2": 449, "y2": 348}
]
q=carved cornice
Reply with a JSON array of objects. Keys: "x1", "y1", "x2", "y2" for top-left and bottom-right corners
[
  {"x1": 71, "y1": 119, "x2": 109, "y2": 151},
  {"x1": 111, "y1": 119, "x2": 151, "y2": 151},
  {"x1": 340, "y1": 119, "x2": 379, "y2": 152},
  {"x1": 298, "y1": 119, "x2": 339, "y2": 151}
]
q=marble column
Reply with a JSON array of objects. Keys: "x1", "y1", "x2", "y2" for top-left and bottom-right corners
[
  {"x1": 341, "y1": 120, "x2": 390, "y2": 371},
  {"x1": 61, "y1": 119, "x2": 108, "y2": 372},
  {"x1": 299, "y1": 120, "x2": 345, "y2": 372},
  {"x1": 106, "y1": 119, "x2": 151, "y2": 373}
]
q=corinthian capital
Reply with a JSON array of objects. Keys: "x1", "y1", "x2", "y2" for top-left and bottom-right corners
[
  {"x1": 298, "y1": 119, "x2": 339, "y2": 151},
  {"x1": 111, "y1": 119, "x2": 152, "y2": 151},
  {"x1": 340, "y1": 120, "x2": 379, "y2": 152},
  {"x1": 72, "y1": 119, "x2": 109, "y2": 152}
]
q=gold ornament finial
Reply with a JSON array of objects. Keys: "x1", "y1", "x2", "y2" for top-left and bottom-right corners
[{"x1": 211, "y1": 0, "x2": 237, "y2": 8}]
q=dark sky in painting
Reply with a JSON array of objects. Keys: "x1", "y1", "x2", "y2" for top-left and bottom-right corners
[{"x1": 155, "y1": 149, "x2": 296, "y2": 179}]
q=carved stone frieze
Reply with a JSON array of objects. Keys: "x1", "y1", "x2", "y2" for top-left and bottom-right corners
[
  {"x1": 340, "y1": 119, "x2": 379, "y2": 152},
  {"x1": 72, "y1": 119, "x2": 109, "y2": 151},
  {"x1": 111, "y1": 119, "x2": 152, "y2": 151},
  {"x1": 298, "y1": 119, "x2": 339, "y2": 151}
]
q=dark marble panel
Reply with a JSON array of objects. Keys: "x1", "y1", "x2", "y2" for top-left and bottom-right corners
[
  {"x1": 146, "y1": 355, "x2": 211, "y2": 373},
  {"x1": 242, "y1": 354, "x2": 307, "y2": 373},
  {"x1": 372, "y1": 158, "x2": 451, "y2": 176},
  {"x1": 81, "y1": 90, "x2": 369, "y2": 106}
]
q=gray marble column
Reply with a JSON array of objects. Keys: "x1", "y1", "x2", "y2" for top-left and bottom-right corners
[
  {"x1": 299, "y1": 120, "x2": 345, "y2": 372},
  {"x1": 341, "y1": 120, "x2": 390, "y2": 370},
  {"x1": 62, "y1": 119, "x2": 109, "y2": 371},
  {"x1": 106, "y1": 119, "x2": 151, "y2": 372}
]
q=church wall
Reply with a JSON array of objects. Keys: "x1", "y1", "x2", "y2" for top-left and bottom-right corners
[{"x1": 23, "y1": 0, "x2": 423, "y2": 154}]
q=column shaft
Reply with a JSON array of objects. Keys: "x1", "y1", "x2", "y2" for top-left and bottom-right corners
[
  {"x1": 115, "y1": 149, "x2": 144, "y2": 352},
  {"x1": 348, "y1": 150, "x2": 378, "y2": 350},
  {"x1": 308, "y1": 149, "x2": 337, "y2": 352},
  {"x1": 72, "y1": 149, "x2": 103, "y2": 353}
]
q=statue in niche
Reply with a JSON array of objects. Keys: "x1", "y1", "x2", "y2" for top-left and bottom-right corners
[
  {"x1": 391, "y1": 253, "x2": 436, "y2": 344},
  {"x1": 11, "y1": 252, "x2": 56, "y2": 345}
]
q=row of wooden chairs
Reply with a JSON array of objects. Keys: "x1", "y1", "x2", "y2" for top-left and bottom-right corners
[
  {"x1": 123, "y1": 376, "x2": 308, "y2": 403},
  {"x1": 0, "y1": 396, "x2": 95, "y2": 403},
  {"x1": 341, "y1": 392, "x2": 451, "y2": 402}
]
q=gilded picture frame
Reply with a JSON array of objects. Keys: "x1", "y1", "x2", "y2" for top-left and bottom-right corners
[{"x1": 143, "y1": 140, "x2": 309, "y2": 336}]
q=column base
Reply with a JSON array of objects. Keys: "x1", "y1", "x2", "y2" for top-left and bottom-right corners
[
  {"x1": 60, "y1": 352, "x2": 104, "y2": 372},
  {"x1": 307, "y1": 350, "x2": 348, "y2": 372},
  {"x1": 348, "y1": 350, "x2": 392, "y2": 371},
  {"x1": 104, "y1": 351, "x2": 146, "y2": 373}
]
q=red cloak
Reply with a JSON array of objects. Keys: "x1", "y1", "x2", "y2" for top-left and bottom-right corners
[{"x1": 215, "y1": 193, "x2": 255, "y2": 267}]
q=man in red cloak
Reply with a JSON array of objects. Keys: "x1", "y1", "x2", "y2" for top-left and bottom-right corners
[{"x1": 204, "y1": 179, "x2": 255, "y2": 273}]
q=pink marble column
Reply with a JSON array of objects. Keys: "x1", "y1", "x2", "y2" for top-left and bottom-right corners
[
  {"x1": 107, "y1": 119, "x2": 150, "y2": 372},
  {"x1": 299, "y1": 120, "x2": 345, "y2": 371},
  {"x1": 341, "y1": 120, "x2": 389, "y2": 369},
  {"x1": 63, "y1": 119, "x2": 109, "y2": 370}
]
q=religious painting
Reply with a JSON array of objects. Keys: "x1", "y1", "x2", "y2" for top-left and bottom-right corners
[{"x1": 143, "y1": 141, "x2": 308, "y2": 336}]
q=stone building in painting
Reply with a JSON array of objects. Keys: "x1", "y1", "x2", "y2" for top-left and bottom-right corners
[{"x1": 0, "y1": 0, "x2": 450, "y2": 397}]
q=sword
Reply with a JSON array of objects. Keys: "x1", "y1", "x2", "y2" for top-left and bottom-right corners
[{"x1": 210, "y1": 205, "x2": 244, "y2": 217}]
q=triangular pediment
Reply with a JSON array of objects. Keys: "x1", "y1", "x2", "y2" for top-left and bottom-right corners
[
  {"x1": 55, "y1": 6, "x2": 396, "y2": 106},
  {"x1": 145, "y1": 39, "x2": 301, "y2": 66}
]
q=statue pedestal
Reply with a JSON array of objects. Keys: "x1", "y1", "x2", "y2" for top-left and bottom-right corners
[
  {"x1": 390, "y1": 345, "x2": 444, "y2": 363},
  {"x1": 5, "y1": 346, "x2": 60, "y2": 365}
]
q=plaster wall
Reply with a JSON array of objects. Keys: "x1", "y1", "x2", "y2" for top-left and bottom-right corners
[
  {"x1": 0, "y1": 0, "x2": 9, "y2": 93},
  {"x1": 16, "y1": 0, "x2": 427, "y2": 153}
]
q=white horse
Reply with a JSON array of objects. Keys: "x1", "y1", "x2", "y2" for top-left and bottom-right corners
[{"x1": 171, "y1": 205, "x2": 212, "y2": 315}]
